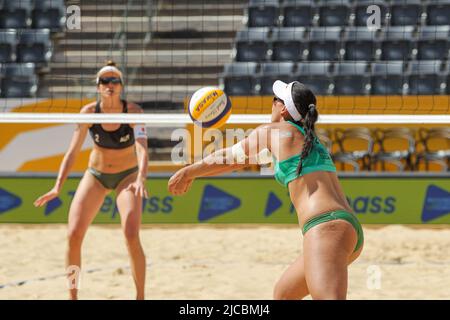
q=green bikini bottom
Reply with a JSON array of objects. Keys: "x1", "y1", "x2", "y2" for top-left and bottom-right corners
[
  {"x1": 88, "y1": 166, "x2": 138, "y2": 190},
  {"x1": 302, "y1": 210, "x2": 364, "y2": 253}
]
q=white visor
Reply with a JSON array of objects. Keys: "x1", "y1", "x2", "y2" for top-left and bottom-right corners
[
  {"x1": 96, "y1": 66, "x2": 123, "y2": 84},
  {"x1": 272, "y1": 80, "x2": 302, "y2": 121}
]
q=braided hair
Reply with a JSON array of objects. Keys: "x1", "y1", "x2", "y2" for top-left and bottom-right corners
[{"x1": 290, "y1": 82, "x2": 318, "y2": 175}]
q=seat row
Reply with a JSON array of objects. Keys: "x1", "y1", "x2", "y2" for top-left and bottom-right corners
[
  {"x1": 0, "y1": 0, "x2": 66, "y2": 31},
  {"x1": 246, "y1": 0, "x2": 450, "y2": 27},
  {"x1": 0, "y1": 29, "x2": 52, "y2": 64},
  {"x1": 234, "y1": 26, "x2": 450, "y2": 61},
  {"x1": 314, "y1": 126, "x2": 450, "y2": 171}
]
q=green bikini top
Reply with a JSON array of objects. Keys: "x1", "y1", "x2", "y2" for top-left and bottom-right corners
[{"x1": 273, "y1": 121, "x2": 336, "y2": 187}]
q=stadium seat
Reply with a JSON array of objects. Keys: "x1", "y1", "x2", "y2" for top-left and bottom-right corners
[
  {"x1": 258, "y1": 62, "x2": 296, "y2": 94},
  {"x1": 380, "y1": 26, "x2": 416, "y2": 61},
  {"x1": 408, "y1": 74, "x2": 445, "y2": 95},
  {"x1": 235, "y1": 28, "x2": 270, "y2": 62},
  {"x1": 0, "y1": 30, "x2": 17, "y2": 63},
  {"x1": 408, "y1": 60, "x2": 444, "y2": 74},
  {"x1": 281, "y1": 0, "x2": 315, "y2": 27},
  {"x1": 333, "y1": 61, "x2": 368, "y2": 75},
  {"x1": 370, "y1": 61, "x2": 406, "y2": 95},
  {"x1": 295, "y1": 61, "x2": 332, "y2": 76},
  {"x1": 333, "y1": 127, "x2": 374, "y2": 171},
  {"x1": 390, "y1": 0, "x2": 424, "y2": 26},
  {"x1": 301, "y1": 76, "x2": 333, "y2": 95},
  {"x1": 222, "y1": 62, "x2": 258, "y2": 96},
  {"x1": 317, "y1": 0, "x2": 351, "y2": 27},
  {"x1": 416, "y1": 26, "x2": 450, "y2": 60},
  {"x1": 271, "y1": 27, "x2": 307, "y2": 61},
  {"x1": 32, "y1": 0, "x2": 66, "y2": 31},
  {"x1": 247, "y1": 0, "x2": 279, "y2": 27},
  {"x1": 416, "y1": 127, "x2": 450, "y2": 171},
  {"x1": 0, "y1": 63, "x2": 38, "y2": 98},
  {"x1": 353, "y1": 0, "x2": 389, "y2": 27},
  {"x1": 373, "y1": 127, "x2": 416, "y2": 171},
  {"x1": 17, "y1": 29, "x2": 52, "y2": 63},
  {"x1": 0, "y1": 0, "x2": 32, "y2": 28},
  {"x1": 426, "y1": 0, "x2": 450, "y2": 26},
  {"x1": 333, "y1": 75, "x2": 370, "y2": 95},
  {"x1": 343, "y1": 27, "x2": 379, "y2": 61},
  {"x1": 307, "y1": 27, "x2": 342, "y2": 61}
]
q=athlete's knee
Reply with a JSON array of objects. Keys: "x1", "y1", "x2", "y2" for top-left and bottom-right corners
[
  {"x1": 123, "y1": 224, "x2": 140, "y2": 243},
  {"x1": 310, "y1": 289, "x2": 346, "y2": 300},
  {"x1": 67, "y1": 228, "x2": 85, "y2": 247},
  {"x1": 273, "y1": 280, "x2": 299, "y2": 300}
]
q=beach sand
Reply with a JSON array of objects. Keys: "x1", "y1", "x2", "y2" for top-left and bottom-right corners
[{"x1": 1, "y1": 224, "x2": 449, "y2": 300}]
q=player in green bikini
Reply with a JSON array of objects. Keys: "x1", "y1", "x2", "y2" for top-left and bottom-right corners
[{"x1": 168, "y1": 80, "x2": 364, "y2": 300}]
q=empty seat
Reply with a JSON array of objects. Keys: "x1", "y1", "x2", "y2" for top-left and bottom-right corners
[
  {"x1": 235, "y1": 28, "x2": 270, "y2": 62},
  {"x1": 223, "y1": 62, "x2": 259, "y2": 76},
  {"x1": 390, "y1": 1, "x2": 424, "y2": 26},
  {"x1": 333, "y1": 75, "x2": 370, "y2": 95},
  {"x1": 0, "y1": 0, "x2": 32, "y2": 28},
  {"x1": 259, "y1": 62, "x2": 295, "y2": 93},
  {"x1": 343, "y1": 27, "x2": 379, "y2": 61},
  {"x1": 333, "y1": 127, "x2": 374, "y2": 171},
  {"x1": 17, "y1": 29, "x2": 52, "y2": 63},
  {"x1": 295, "y1": 61, "x2": 332, "y2": 76},
  {"x1": 416, "y1": 26, "x2": 450, "y2": 60},
  {"x1": 408, "y1": 60, "x2": 444, "y2": 74},
  {"x1": 223, "y1": 77, "x2": 257, "y2": 96},
  {"x1": 247, "y1": 0, "x2": 279, "y2": 27},
  {"x1": 32, "y1": 0, "x2": 66, "y2": 31},
  {"x1": 271, "y1": 27, "x2": 307, "y2": 61},
  {"x1": 353, "y1": 0, "x2": 389, "y2": 27},
  {"x1": 370, "y1": 61, "x2": 406, "y2": 95},
  {"x1": 408, "y1": 74, "x2": 445, "y2": 95},
  {"x1": 426, "y1": 0, "x2": 450, "y2": 26},
  {"x1": 371, "y1": 61, "x2": 405, "y2": 75},
  {"x1": 281, "y1": 0, "x2": 315, "y2": 27},
  {"x1": 308, "y1": 27, "x2": 342, "y2": 61},
  {"x1": 0, "y1": 63, "x2": 38, "y2": 98},
  {"x1": 416, "y1": 127, "x2": 450, "y2": 171},
  {"x1": 258, "y1": 62, "x2": 296, "y2": 94},
  {"x1": 0, "y1": 30, "x2": 17, "y2": 63},
  {"x1": 1, "y1": 62, "x2": 35, "y2": 78},
  {"x1": 334, "y1": 61, "x2": 368, "y2": 75},
  {"x1": 301, "y1": 76, "x2": 333, "y2": 95},
  {"x1": 373, "y1": 127, "x2": 416, "y2": 171},
  {"x1": 260, "y1": 62, "x2": 295, "y2": 76},
  {"x1": 371, "y1": 75, "x2": 406, "y2": 95},
  {"x1": 318, "y1": 0, "x2": 351, "y2": 27},
  {"x1": 222, "y1": 62, "x2": 258, "y2": 95},
  {"x1": 380, "y1": 41, "x2": 414, "y2": 61}
]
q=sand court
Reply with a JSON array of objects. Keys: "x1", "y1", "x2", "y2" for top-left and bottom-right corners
[{"x1": 1, "y1": 224, "x2": 450, "y2": 300}]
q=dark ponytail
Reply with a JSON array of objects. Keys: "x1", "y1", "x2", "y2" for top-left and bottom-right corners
[{"x1": 290, "y1": 83, "x2": 319, "y2": 175}]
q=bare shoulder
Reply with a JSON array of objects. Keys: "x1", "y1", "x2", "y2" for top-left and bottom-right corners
[
  {"x1": 126, "y1": 101, "x2": 144, "y2": 114},
  {"x1": 80, "y1": 101, "x2": 96, "y2": 114}
]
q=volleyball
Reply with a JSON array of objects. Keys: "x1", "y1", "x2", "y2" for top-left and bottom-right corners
[{"x1": 188, "y1": 86, "x2": 232, "y2": 129}]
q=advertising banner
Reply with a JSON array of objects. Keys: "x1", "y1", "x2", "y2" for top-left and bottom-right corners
[{"x1": 0, "y1": 176, "x2": 449, "y2": 224}]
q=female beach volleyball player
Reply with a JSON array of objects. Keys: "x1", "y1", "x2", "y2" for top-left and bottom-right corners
[
  {"x1": 34, "y1": 61, "x2": 149, "y2": 300},
  {"x1": 168, "y1": 80, "x2": 364, "y2": 300}
]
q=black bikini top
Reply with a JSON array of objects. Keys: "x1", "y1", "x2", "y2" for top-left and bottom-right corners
[{"x1": 88, "y1": 100, "x2": 135, "y2": 149}]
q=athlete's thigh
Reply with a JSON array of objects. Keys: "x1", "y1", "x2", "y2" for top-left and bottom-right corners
[
  {"x1": 115, "y1": 171, "x2": 142, "y2": 229},
  {"x1": 274, "y1": 254, "x2": 309, "y2": 299},
  {"x1": 68, "y1": 171, "x2": 109, "y2": 233},
  {"x1": 302, "y1": 220, "x2": 357, "y2": 299}
]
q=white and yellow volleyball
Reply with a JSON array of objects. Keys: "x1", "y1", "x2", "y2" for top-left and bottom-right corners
[{"x1": 188, "y1": 86, "x2": 232, "y2": 129}]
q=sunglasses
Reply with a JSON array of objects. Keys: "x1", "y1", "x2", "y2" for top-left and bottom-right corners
[
  {"x1": 99, "y1": 77, "x2": 122, "y2": 85},
  {"x1": 273, "y1": 96, "x2": 284, "y2": 104}
]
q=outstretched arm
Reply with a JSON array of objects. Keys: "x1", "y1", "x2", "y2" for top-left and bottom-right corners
[{"x1": 168, "y1": 124, "x2": 272, "y2": 195}]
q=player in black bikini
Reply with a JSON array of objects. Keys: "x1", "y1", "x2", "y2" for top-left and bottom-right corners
[{"x1": 34, "y1": 61, "x2": 149, "y2": 300}]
